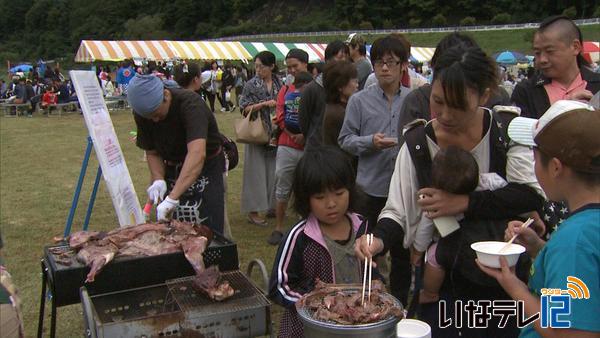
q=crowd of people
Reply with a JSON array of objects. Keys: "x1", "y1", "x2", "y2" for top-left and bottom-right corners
[
  {"x1": 1, "y1": 13, "x2": 598, "y2": 338},
  {"x1": 119, "y1": 14, "x2": 600, "y2": 338},
  {"x1": 0, "y1": 66, "x2": 80, "y2": 116}
]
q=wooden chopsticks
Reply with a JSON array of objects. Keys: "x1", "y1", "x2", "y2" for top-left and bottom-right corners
[
  {"x1": 361, "y1": 233, "x2": 373, "y2": 306},
  {"x1": 499, "y1": 218, "x2": 534, "y2": 253}
]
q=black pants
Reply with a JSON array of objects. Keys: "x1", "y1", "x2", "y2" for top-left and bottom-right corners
[
  {"x1": 203, "y1": 90, "x2": 216, "y2": 112},
  {"x1": 220, "y1": 87, "x2": 231, "y2": 110},
  {"x1": 165, "y1": 153, "x2": 225, "y2": 235},
  {"x1": 359, "y1": 194, "x2": 412, "y2": 306}
]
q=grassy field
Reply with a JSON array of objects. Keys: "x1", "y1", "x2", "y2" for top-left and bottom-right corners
[
  {"x1": 241, "y1": 24, "x2": 600, "y2": 55},
  {"x1": 0, "y1": 105, "x2": 289, "y2": 337}
]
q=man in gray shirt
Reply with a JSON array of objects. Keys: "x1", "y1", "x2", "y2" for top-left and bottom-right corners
[
  {"x1": 339, "y1": 35, "x2": 412, "y2": 228},
  {"x1": 346, "y1": 33, "x2": 373, "y2": 91},
  {"x1": 339, "y1": 34, "x2": 413, "y2": 308}
]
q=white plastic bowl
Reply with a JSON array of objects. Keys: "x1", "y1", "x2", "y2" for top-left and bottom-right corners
[
  {"x1": 471, "y1": 241, "x2": 526, "y2": 268},
  {"x1": 397, "y1": 319, "x2": 431, "y2": 338}
]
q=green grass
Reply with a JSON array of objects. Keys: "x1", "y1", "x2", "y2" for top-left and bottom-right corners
[
  {"x1": 239, "y1": 24, "x2": 600, "y2": 55},
  {"x1": 0, "y1": 105, "x2": 289, "y2": 337}
]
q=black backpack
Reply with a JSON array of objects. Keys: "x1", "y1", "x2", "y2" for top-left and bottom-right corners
[{"x1": 403, "y1": 108, "x2": 524, "y2": 288}]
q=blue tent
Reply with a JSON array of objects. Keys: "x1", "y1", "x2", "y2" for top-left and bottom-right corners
[
  {"x1": 493, "y1": 51, "x2": 529, "y2": 65},
  {"x1": 10, "y1": 64, "x2": 33, "y2": 73}
]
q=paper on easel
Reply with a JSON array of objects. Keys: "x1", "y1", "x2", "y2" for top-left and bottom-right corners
[
  {"x1": 433, "y1": 216, "x2": 460, "y2": 237},
  {"x1": 70, "y1": 70, "x2": 144, "y2": 227}
]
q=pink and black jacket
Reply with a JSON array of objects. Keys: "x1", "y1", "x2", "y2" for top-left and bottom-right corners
[{"x1": 268, "y1": 212, "x2": 375, "y2": 338}]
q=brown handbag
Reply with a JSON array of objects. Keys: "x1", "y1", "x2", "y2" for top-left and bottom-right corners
[{"x1": 234, "y1": 106, "x2": 269, "y2": 145}]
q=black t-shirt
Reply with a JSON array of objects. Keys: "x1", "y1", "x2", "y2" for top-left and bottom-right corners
[{"x1": 135, "y1": 88, "x2": 222, "y2": 162}]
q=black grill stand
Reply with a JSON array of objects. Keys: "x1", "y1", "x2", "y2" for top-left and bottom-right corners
[{"x1": 37, "y1": 259, "x2": 56, "y2": 338}]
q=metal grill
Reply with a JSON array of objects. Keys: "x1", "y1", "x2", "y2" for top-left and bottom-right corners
[
  {"x1": 166, "y1": 270, "x2": 270, "y2": 316},
  {"x1": 91, "y1": 283, "x2": 179, "y2": 324}
]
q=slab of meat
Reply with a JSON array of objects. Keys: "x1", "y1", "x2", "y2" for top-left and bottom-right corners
[
  {"x1": 181, "y1": 236, "x2": 208, "y2": 274},
  {"x1": 191, "y1": 266, "x2": 236, "y2": 301},
  {"x1": 298, "y1": 280, "x2": 404, "y2": 325},
  {"x1": 76, "y1": 243, "x2": 118, "y2": 282},
  {"x1": 101, "y1": 223, "x2": 170, "y2": 248},
  {"x1": 69, "y1": 231, "x2": 105, "y2": 249},
  {"x1": 60, "y1": 221, "x2": 215, "y2": 282},
  {"x1": 118, "y1": 231, "x2": 181, "y2": 257}
]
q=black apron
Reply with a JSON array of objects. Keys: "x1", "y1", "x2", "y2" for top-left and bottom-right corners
[{"x1": 164, "y1": 151, "x2": 225, "y2": 235}]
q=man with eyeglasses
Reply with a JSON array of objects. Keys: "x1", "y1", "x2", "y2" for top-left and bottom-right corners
[{"x1": 338, "y1": 35, "x2": 413, "y2": 304}]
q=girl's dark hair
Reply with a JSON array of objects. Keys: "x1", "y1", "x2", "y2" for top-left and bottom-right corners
[
  {"x1": 292, "y1": 146, "x2": 362, "y2": 218},
  {"x1": 308, "y1": 62, "x2": 324, "y2": 75},
  {"x1": 432, "y1": 46, "x2": 498, "y2": 109},
  {"x1": 173, "y1": 62, "x2": 200, "y2": 88},
  {"x1": 324, "y1": 40, "x2": 349, "y2": 62},
  {"x1": 323, "y1": 60, "x2": 357, "y2": 104},
  {"x1": 254, "y1": 51, "x2": 278, "y2": 73},
  {"x1": 430, "y1": 32, "x2": 478, "y2": 68}
]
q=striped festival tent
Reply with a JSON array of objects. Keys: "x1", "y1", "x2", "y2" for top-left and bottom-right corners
[
  {"x1": 75, "y1": 40, "x2": 436, "y2": 63},
  {"x1": 366, "y1": 45, "x2": 436, "y2": 63},
  {"x1": 75, "y1": 40, "x2": 251, "y2": 62},
  {"x1": 240, "y1": 42, "x2": 328, "y2": 62},
  {"x1": 75, "y1": 40, "x2": 177, "y2": 62},
  {"x1": 167, "y1": 41, "x2": 251, "y2": 61}
]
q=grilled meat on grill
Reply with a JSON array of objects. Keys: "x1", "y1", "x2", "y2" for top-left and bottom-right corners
[
  {"x1": 181, "y1": 236, "x2": 208, "y2": 274},
  {"x1": 100, "y1": 223, "x2": 170, "y2": 248},
  {"x1": 298, "y1": 280, "x2": 404, "y2": 325},
  {"x1": 118, "y1": 230, "x2": 182, "y2": 257},
  {"x1": 61, "y1": 221, "x2": 214, "y2": 283},
  {"x1": 69, "y1": 230, "x2": 106, "y2": 249},
  {"x1": 76, "y1": 243, "x2": 119, "y2": 282},
  {"x1": 192, "y1": 266, "x2": 236, "y2": 301}
]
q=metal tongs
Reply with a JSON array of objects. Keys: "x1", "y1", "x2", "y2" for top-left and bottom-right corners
[{"x1": 361, "y1": 233, "x2": 373, "y2": 306}]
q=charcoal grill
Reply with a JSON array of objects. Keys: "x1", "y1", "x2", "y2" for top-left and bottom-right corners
[
  {"x1": 37, "y1": 234, "x2": 239, "y2": 338},
  {"x1": 81, "y1": 270, "x2": 272, "y2": 338}
]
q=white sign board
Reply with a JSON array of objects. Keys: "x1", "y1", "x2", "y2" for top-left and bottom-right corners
[{"x1": 70, "y1": 70, "x2": 144, "y2": 227}]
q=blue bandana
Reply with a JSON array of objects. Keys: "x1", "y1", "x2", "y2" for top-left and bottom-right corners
[{"x1": 127, "y1": 74, "x2": 164, "y2": 118}]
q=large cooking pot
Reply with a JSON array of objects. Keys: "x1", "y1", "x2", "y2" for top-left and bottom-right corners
[{"x1": 296, "y1": 284, "x2": 403, "y2": 338}]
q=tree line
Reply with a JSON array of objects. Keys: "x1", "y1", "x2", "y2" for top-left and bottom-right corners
[{"x1": 1, "y1": 0, "x2": 598, "y2": 62}]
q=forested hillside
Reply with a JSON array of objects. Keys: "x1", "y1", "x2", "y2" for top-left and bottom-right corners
[{"x1": 1, "y1": 0, "x2": 598, "y2": 61}]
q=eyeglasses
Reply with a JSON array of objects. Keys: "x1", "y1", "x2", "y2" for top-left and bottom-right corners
[{"x1": 373, "y1": 59, "x2": 402, "y2": 68}]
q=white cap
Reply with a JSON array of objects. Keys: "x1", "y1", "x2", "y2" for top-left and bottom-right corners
[
  {"x1": 200, "y1": 70, "x2": 212, "y2": 85},
  {"x1": 507, "y1": 100, "x2": 595, "y2": 147}
]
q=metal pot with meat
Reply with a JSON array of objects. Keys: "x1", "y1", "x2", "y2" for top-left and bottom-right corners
[{"x1": 296, "y1": 280, "x2": 405, "y2": 338}]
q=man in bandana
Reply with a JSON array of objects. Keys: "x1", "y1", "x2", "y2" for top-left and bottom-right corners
[{"x1": 128, "y1": 74, "x2": 225, "y2": 234}]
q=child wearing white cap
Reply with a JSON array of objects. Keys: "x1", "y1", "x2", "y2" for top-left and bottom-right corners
[{"x1": 478, "y1": 100, "x2": 600, "y2": 337}]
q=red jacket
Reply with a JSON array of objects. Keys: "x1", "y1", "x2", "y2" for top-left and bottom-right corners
[
  {"x1": 275, "y1": 85, "x2": 304, "y2": 150},
  {"x1": 42, "y1": 92, "x2": 57, "y2": 106}
]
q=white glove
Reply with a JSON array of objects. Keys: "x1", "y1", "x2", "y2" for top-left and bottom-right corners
[
  {"x1": 147, "y1": 180, "x2": 167, "y2": 205},
  {"x1": 156, "y1": 196, "x2": 179, "y2": 222}
]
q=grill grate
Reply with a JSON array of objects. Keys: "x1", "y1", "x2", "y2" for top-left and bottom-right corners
[
  {"x1": 166, "y1": 270, "x2": 270, "y2": 317},
  {"x1": 91, "y1": 284, "x2": 180, "y2": 323}
]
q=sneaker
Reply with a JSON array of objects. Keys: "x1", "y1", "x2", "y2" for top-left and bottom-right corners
[
  {"x1": 220, "y1": 107, "x2": 226, "y2": 112},
  {"x1": 267, "y1": 230, "x2": 284, "y2": 245}
]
